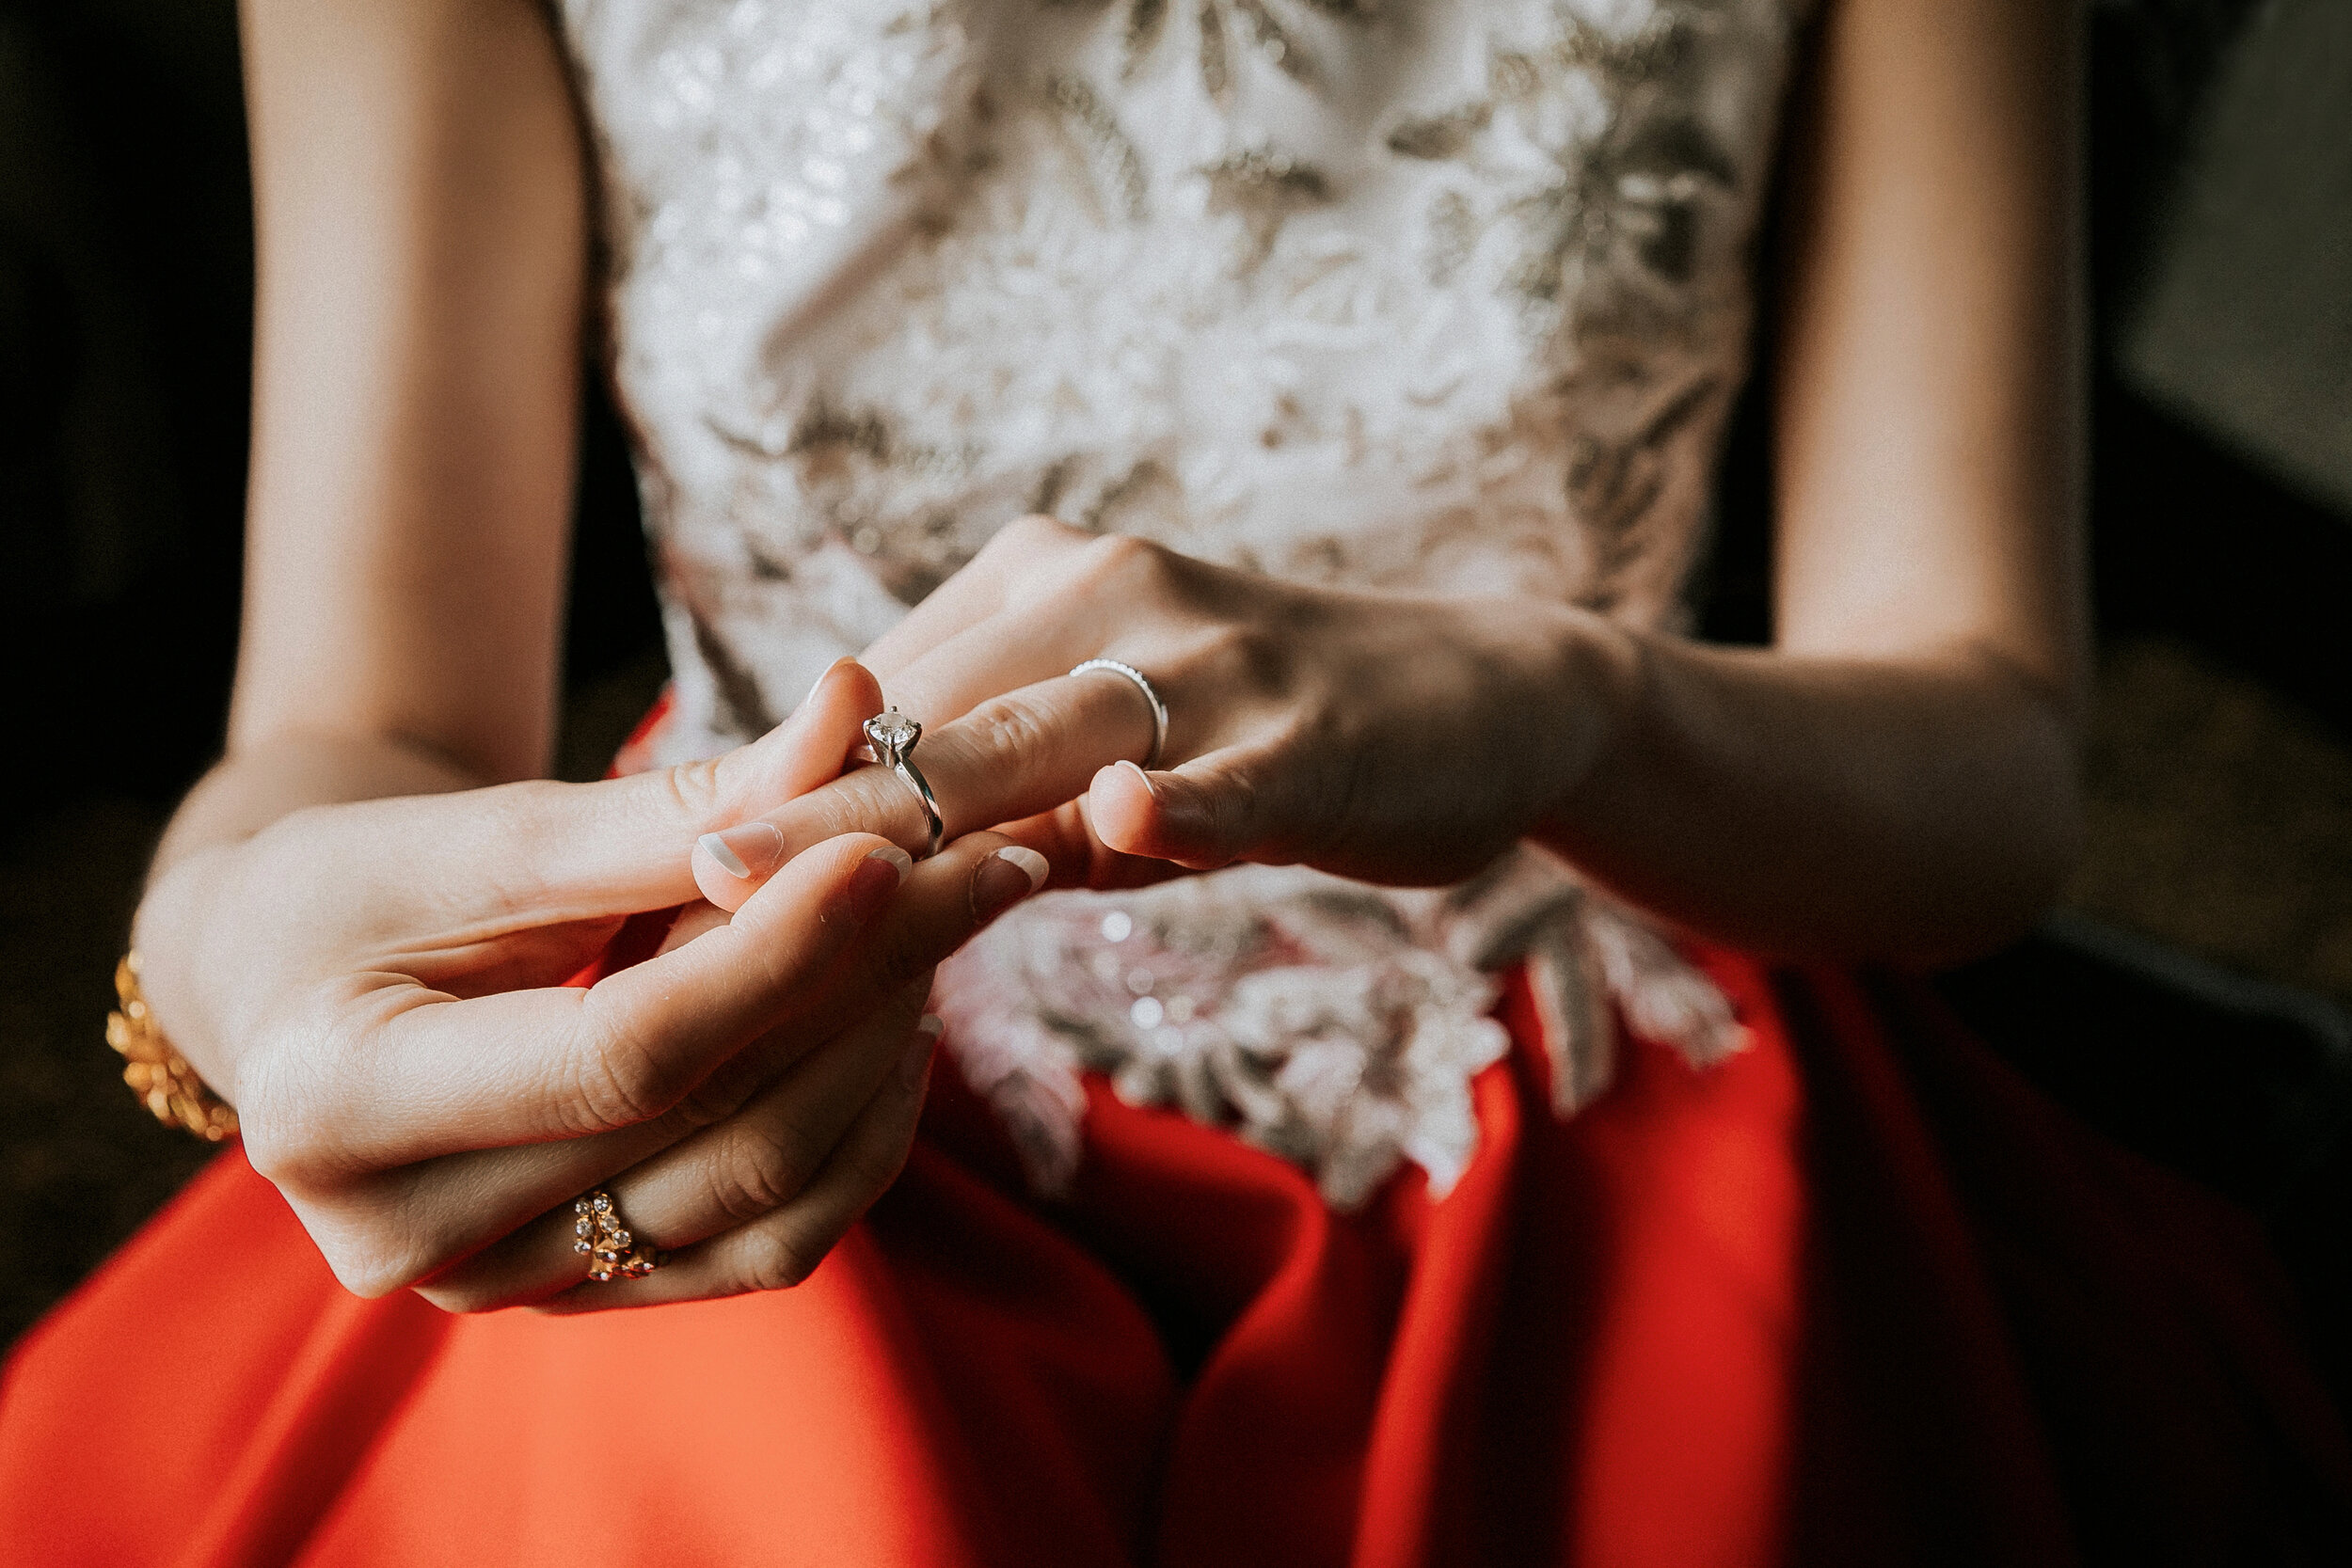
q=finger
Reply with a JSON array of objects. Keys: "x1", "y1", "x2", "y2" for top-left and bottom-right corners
[
  {"x1": 992, "y1": 798, "x2": 1197, "y2": 893},
  {"x1": 273, "y1": 832, "x2": 918, "y2": 1175},
  {"x1": 386, "y1": 897, "x2": 720, "y2": 1001},
  {"x1": 539, "y1": 1015, "x2": 939, "y2": 1310},
  {"x1": 875, "y1": 590, "x2": 1116, "y2": 736},
  {"x1": 319, "y1": 834, "x2": 1046, "y2": 1295},
  {"x1": 1087, "y1": 742, "x2": 1308, "y2": 872},
  {"x1": 498, "y1": 656, "x2": 884, "y2": 912},
  {"x1": 335, "y1": 657, "x2": 884, "y2": 935},
  {"x1": 415, "y1": 976, "x2": 934, "y2": 1309},
  {"x1": 694, "y1": 673, "x2": 1152, "y2": 911},
  {"x1": 616, "y1": 978, "x2": 935, "y2": 1249},
  {"x1": 857, "y1": 514, "x2": 1089, "y2": 679}
]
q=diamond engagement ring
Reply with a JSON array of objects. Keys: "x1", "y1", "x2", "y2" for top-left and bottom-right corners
[
  {"x1": 1069, "y1": 659, "x2": 1168, "y2": 768},
  {"x1": 864, "y1": 705, "x2": 945, "y2": 860}
]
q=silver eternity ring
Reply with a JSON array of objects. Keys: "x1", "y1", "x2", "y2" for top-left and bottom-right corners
[
  {"x1": 862, "y1": 706, "x2": 944, "y2": 859},
  {"x1": 1068, "y1": 658, "x2": 1168, "y2": 768}
]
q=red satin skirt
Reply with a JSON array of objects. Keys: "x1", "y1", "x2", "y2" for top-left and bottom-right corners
[{"x1": 5, "y1": 952, "x2": 2347, "y2": 1566}]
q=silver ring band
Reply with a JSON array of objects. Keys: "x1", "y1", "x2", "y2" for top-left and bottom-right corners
[
  {"x1": 863, "y1": 707, "x2": 945, "y2": 859},
  {"x1": 1068, "y1": 659, "x2": 1168, "y2": 768}
]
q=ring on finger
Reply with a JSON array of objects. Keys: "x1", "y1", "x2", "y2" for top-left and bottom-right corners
[
  {"x1": 1069, "y1": 659, "x2": 1168, "y2": 768},
  {"x1": 576, "y1": 1188, "x2": 662, "y2": 1282},
  {"x1": 863, "y1": 706, "x2": 945, "y2": 860}
]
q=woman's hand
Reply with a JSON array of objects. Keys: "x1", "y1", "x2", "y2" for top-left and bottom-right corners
[
  {"x1": 132, "y1": 661, "x2": 1047, "y2": 1308},
  {"x1": 688, "y1": 515, "x2": 1625, "y2": 909}
]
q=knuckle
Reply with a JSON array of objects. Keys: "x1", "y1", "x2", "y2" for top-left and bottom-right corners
[
  {"x1": 963, "y1": 694, "x2": 1057, "y2": 779},
  {"x1": 1184, "y1": 621, "x2": 1287, "y2": 699},
  {"x1": 739, "y1": 1224, "x2": 823, "y2": 1293},
  {"x1": 483, "y1": 801, "x2": 563, "y2": 912},
  {"x1": 660, "y1": 755, "x2": 726, "y2": 829},
  {"x1": 566, "y1": 1011, "x2": 682, "y2": 1136},
  {"x1": 1001, "y1": 512, "x2": 1079, "y2": 553},
  {"x1": 231, "y1": 1032, "x2": 339, "y2": 1190},
  {"x1": 842, "y1": 1133, "x2": 914, "y2": 1200},
  {"x1": 668, "y1": 1061, "x2": 757, "y2": 1132},
  {"x1": 411, "y1": 1280, "x2": 503, "y2": 1316},
  {"x1": 708, "y1": 1117, "x2": 823, "y2": 1224},
  {"x1": 666, "y1": 1021, "x2": 805, "y2": 1130},
  {"x1": 823, "y1": 770, "x2": 902, "y2": 839},
  {"x1": 1074, "y1": 531, "x2": 1158, "y2": 589},
  {"x1": 309, "y1": 1218, "x2": 438, "y2": 1301}
]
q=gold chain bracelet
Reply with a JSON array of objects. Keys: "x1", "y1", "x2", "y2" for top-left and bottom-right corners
[{"x1": 107, "y1": 953, "x2": 238, "y2": 1142}]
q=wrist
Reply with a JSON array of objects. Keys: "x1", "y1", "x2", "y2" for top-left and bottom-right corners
[{"x1": 1525, "y1": 606, "x2": 1646, "y2": 843}]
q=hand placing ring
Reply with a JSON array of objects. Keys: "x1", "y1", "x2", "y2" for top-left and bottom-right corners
[
  {"x1": 864, "y1": 706, "x2": 945, "y2": 860},
  {"x1": 865, "y1": 666, "x2": 1162, "y2": 862}
]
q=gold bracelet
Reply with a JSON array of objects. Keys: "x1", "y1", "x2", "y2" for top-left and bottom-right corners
[{"x1": 107, "y1": 953, "x2": 238, "y2": 1142}]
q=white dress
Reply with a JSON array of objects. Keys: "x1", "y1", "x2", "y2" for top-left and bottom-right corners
[{"x1": 559, "y1": 0, "x2": 1805, "y2": 1205}]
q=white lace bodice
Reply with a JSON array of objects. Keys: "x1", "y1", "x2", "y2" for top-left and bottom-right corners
[{"x1": 561, "y1": 0, "x2": 1802, "y2": 1204}]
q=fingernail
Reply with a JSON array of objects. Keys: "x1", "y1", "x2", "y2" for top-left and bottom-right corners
[
  {"x1": 898, "y1": 1024, "x2": 940, "y2": 1090},
  {"x1": 699, "y1": 823, "x2": 786, "y2": 880},
  {"x1": 970, "y1": 846, "x2": 1049, "y2": 919},
  {"x1": 823, "y1": 845, "x2": 914, "y2": 927},
  {"x1": 803, "y1": 655, "x2": 854, "y2": 709},
  {"x1": 1115, "y1": 759, "x2": 1158, "y2": 798}
]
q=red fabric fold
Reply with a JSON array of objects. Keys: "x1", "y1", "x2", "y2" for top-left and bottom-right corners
[{"x1": 5, "y1": 952, "x2": 2346, "y2": 1565}]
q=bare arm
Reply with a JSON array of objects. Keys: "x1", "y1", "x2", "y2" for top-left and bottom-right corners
[
  {"x1": 125, "y1": 2, "x2": 1047, "y2": 1315},
  {"x1": 157, "y1": 0, "x2": 585, "y2": 875},
  {"x1": 1535, "y1": 0, "x2": 2086, "y2": 960}
]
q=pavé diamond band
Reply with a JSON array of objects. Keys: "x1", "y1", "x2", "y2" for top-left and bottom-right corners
[{"x1": 1068, "y1": 658, "x2": 1168, "y2": 769}]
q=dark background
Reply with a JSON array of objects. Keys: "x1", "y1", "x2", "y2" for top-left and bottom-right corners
[{"x1": 2, "y1": 0, "x2": 2346, "y2": 1394}]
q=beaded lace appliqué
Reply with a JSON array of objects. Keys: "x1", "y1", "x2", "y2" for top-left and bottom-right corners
[{"x1": 936, "y1": 851, "x2": 1750, "y2": 1208}]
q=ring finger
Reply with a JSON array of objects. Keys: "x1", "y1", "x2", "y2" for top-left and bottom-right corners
[
  {"x1": 544, "y1": 1015, "x2": 941, "y2": 1309},
  {"x1": 694, "y1": 668, "x2": 1172, "y2": 906},
  {"x1": 436, "y1": 976, "x2": 934, "y2": 1307}
]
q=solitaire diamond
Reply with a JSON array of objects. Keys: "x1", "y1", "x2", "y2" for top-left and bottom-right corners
[{"x1": 864, "y1": 707, "x2": 921, "y2": 762}]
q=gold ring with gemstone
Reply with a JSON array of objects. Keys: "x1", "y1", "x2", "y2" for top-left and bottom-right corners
[{"x1": 575, "y1": 1189, "x2": 661, "y2": 1281}]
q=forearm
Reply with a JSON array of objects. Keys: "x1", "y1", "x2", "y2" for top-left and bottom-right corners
[
  {"x1": 1538, "y1": 618, "x2": 2082, "y2": 965},
  {"x1": 232, "y1": 0, "x2": 585, "y2": 789}
]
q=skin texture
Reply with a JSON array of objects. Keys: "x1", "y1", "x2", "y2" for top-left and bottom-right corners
[{"x1": 140, "y1": 0, "x2": 2082, "y2": 1312}]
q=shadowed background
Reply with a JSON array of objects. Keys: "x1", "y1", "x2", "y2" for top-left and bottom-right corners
[{"x1": 3, "y1": 0, "x2": 2346, "y2": 1381}]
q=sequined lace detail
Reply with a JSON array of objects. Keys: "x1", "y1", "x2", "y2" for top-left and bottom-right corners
[
  {"x1": 561, "y1": 0, "x2": 1801, "y2": 1206},
  {"x1": 936, "y1": 852, "x2": 1749, "y2": 1206}
]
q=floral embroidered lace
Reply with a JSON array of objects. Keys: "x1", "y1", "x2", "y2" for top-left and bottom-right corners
[{"x1": 561, "y1": 0, "x2": 1801, "y2": 1204}]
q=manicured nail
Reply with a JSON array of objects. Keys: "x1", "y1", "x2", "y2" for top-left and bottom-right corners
[
  {"x1": 823, "y1": 844, "x2": 914, "y2": 927},
  {"x1": 1115, "y1": 759, "x2": 1158, "y2": 798},
  {"x1": 970, "y1": 846, "x2": 1049, "y2": 918},
  {"x1": 898, "y1": 1024, "x2": 940, "y2": 1090},
  {"x1": 803, "y1": 655, "x2": 854, "y2": 709},
  {"x1": 699, "y1": 823, "x2": 786, "y2": 880}
]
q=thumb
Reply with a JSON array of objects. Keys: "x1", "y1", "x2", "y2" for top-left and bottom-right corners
[
  {"x1": 1086, "y1": 746, "x2": 1292, "y2": 872},
  {"x1": 472, "y1": 657, "x2": 882, "y2": 918}
]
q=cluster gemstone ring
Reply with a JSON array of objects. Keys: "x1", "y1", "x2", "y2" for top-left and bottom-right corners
[
  {"x1": 576, "y1": 1189, "x2": 660, "y2": 1282},
  {"x1": 865, "y1": 706, "x2": 945, "y2": 860}
]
